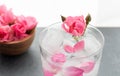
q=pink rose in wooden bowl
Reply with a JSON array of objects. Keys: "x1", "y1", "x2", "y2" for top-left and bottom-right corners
[{"x1": 0, "y1": 5, "x2": 37, "y2": 55}]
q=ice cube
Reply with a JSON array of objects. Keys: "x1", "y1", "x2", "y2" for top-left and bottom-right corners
[
  {"x1": 84, "y1": 34, "x2": 101, "y2": 56},
  {"x1": 41, "y1": 29, "x2": 64, "y2": 54}
]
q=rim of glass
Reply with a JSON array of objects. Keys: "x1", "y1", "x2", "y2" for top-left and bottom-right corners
[{"x1": 39, "y1": 22, "x2": 105, "y2": 59}]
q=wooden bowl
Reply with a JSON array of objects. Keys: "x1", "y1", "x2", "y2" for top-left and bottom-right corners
[{"x1": 0, "y1": 29, "x2": 35, "y2": 56}]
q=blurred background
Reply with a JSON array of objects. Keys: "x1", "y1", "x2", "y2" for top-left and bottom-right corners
[{"x1": 0, "y1": 0, "x2": 120, "y2": 27}]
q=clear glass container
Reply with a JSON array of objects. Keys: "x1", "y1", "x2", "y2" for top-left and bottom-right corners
[{"x1": 39, "y1": 22, "x2": 105, "y2": 76}]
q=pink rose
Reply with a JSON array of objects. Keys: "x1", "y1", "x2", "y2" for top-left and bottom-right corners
[
  {"x1": 11, "y1": 23, "x2": 28, "y2": 40},
  {"x1": 1, "y1": 9, "x2": 15, "y2": 25},
  {"x1": 25, "y1": 16, "x2": 37, "y2": 30},
  {"x1": 62, "y1": 16, "x2": 86, "y2": 36},
  {"x1": 16, "y1": 15, "x2": 37, "y2": 30},
  {"x1": 65, "y1": 66, "x2": 84, "y2": 76},
  {"x1": 64, "y1": 40, "x2": 84, "y2": 53},
  {"x1": 0, "y1": 25, "x2": 13, "y2": 42},
  {"x1": 0, "y1": 5, "x2": 7, "y2": 15},
  {"x1": 15, "y1": 15, "x2": 27, "y2": 26}
]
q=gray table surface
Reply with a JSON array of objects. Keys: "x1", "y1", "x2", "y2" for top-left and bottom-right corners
[{"x1": 0, "y1": 27, "x2": 120, "y2": 76}]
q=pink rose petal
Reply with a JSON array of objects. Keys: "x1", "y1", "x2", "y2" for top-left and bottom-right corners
[
  {"x1": 72, "y1": 30, "x2": 79, "y2": 36},
  {"x1": 25, "y1": 16, "x2": 37, "y2": 30},
  {"x1": 16, "y1": 15, "x2": 27, "y2": 26},
  {"x1": 64, "y1": 45, "x2": 75, "y2": 53},
  {"x1": 51, "y1": 53, "x2": 66, "y2": 63},
  {"x1": 64, "y1": 16, "x2": 74, "y2": 26},
  {"x1": 0, "y1": 5, "x2": 7, "y2": 15},
  {"x1": 65, "y1": 66, "x2": 84, "y2": 76},
  {"x1": 0, "y1": 25, "x2": 13, "y2": 42},
  {"x1": 74, "y1": 40, "x2": 84, "y2": 51},
  {"x1": 1, "y1": 9, "x2": 16, "y2": 25},
  {"x1": 43, "y1": 69, "x2": 54, "y2": 76},
  {"x1": 80, "y1": 61, "x2": 95, "y2": 73},
  {"x1": 48, "y1": 58, "x2": 63, "y2": 74},
  {"x1": 48, "y1": 62, "x2": 61, "y2": 74},
  {"x1": 64, "y1": 40, "x2": 84, "y2": 53},
  {"x1": 50, "y1": 53, "x2": 66, "y2": 73}
]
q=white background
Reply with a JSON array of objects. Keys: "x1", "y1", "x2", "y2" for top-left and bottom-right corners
[{"x1": 0, "y1": 0, "x2": 120, "y2": 27}]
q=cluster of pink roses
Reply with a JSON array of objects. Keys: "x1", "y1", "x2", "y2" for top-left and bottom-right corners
[{"x1": 0, "y1": 5, "x2": 37, "y2": 42}]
